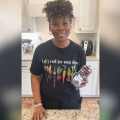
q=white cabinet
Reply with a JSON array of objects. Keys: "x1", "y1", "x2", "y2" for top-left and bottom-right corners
[
  {"x1": 79, "y1": 61, "x2": 99, "y2": 97},
  {"x1": 97, "y1": 63, "x2": 100, "y2": 95},
  {"x1": 28, "y1": 0, "x2": 79, "y2": 17},
  {"x1": 22, "y1": 70, "x2": 32, "y2": 96},
  {"x1": 22, "y1": 61, "x2": 33, "y2": 97},
  {"x1": 74, "y1": 0, "x2": 98, "y2": 33},
  {"x1": 22, "y1": 0, "x2": 36, "y2": 32},
  {"x1": 97, "y1": 79, "x2": 99, "y2": 95}
]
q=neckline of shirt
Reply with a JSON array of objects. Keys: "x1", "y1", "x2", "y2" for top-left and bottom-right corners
[{"x1": 51, "y1": 38, "x2": 72, "y2": 51}]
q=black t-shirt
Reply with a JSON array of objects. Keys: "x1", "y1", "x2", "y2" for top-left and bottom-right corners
[{"x1": 30, "y1": 39, "x2": 86, "y2": 100}]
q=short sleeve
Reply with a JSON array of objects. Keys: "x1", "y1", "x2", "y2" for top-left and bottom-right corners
[{"x1": 30, "y1": 47, "x2": 44, "y2": 76}]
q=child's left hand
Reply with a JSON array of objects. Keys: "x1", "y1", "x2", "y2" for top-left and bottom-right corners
[{"x1": 71, "y1": 72, "x2": 88, "y2": 90}]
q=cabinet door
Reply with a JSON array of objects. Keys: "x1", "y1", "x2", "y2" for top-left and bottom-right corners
[
  {"x1": 22, "y1": 0, "x2": 30, "y2": 31},
  {"x1": 22, "y1": 0, "x2": 27, "y2": 29},
  {"x1": 97, "y1": 79, "x2": 99, "y2": 95},
  {"x1": 79, "y1": 69, "x2": 97, "y2": 96},
  {"x1": 22, "y1": 0, "x2": 34, "y2": 32},
  {"x1": 28, "y1": 0, "x2": 79, "y2": 17},
  {"x1": 22, "y1": 70, "x2": 33, "y2": 96},
  {"x1": 79, "y1": 0, "x2": 97, "y2": 31}
]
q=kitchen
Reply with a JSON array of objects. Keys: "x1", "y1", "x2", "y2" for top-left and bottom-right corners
[{"x1": 22, "y1": 0, "x2": 99, "y2": 119}]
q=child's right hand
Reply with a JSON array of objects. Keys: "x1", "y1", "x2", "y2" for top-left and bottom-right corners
[{"x1": 31, "y1": 105, "x2": 47, "y2": 120}]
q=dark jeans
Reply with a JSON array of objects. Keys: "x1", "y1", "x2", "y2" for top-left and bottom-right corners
[{"x1": 41, "y1": 94, "x2": 82, "y2": 109}]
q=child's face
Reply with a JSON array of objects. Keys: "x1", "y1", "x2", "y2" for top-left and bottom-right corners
[{"x1": 49, "y1": 16, "x2": 71, "y2": 42}]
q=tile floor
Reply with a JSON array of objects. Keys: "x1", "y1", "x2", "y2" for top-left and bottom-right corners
[{"x1": 22, "y1": 97, "x2": 99, "y2": 110}]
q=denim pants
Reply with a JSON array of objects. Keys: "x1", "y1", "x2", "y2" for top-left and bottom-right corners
[{"x1": 41, "y1": 94, "x2": 82, "y2": 109}]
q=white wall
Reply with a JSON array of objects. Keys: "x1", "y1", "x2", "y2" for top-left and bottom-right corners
[
  {"x1": 37, "y1": 17, "x2": 94, "y2": 45},
  {"x1": 22, "y1": 18, "x2": 95, "y2": 52}
]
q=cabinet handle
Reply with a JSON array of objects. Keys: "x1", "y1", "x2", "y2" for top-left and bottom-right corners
[{"x1": 22, "y1": 66, "x2": 27, "y2": 67}]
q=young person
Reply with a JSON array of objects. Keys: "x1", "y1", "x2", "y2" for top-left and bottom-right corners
[{"x1": 30, "y1": 0, "x2": 88, "y2": 120}]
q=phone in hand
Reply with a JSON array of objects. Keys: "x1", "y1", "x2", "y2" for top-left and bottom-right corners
[{"x1": 71, "y1": 65, "x2": 92, "y2": 88}]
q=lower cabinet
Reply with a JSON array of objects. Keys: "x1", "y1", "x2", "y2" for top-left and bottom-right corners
[
  {"x1": 22, "y1": 61, "x2": 33, "y2": 97},
  {"x1": 79, "y1": 61, "x2": 99, "y2": 97}
]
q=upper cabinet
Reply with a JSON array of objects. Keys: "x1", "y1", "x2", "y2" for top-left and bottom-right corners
[
  {"x1": 75, "y1": 0, "x2": 99, "y2": 33},
  {"x1": 22, "y1": 0, "x2": 36, "y2": 32},
  {"x1": 27, "y1": 0, "x2": 99, "y2": 33},
  {"x1": 28, "y1": 0, "x2": 79, "y2": 17}
]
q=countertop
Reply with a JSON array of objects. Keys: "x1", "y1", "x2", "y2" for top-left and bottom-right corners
[
  {"x1": 22, "y1": 52, "x2": 99, "y2": 61},
  {"x1": 22, "y1": 109, "x2": 99, "y2": 120}
]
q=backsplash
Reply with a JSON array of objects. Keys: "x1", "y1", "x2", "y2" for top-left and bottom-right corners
[
  {"x1": 22, "y1": 17, "x2": 96, "y2": 53},
  {"x1": 37, "y1": 17, "x2": 94, "y2": 45}
]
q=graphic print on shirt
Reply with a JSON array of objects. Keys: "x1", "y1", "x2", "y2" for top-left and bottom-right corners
[
  {"x1": 46, "y1": 66, "x2": 49, "y2": 83},
  {"x1": 70, "y1": 65, "x2": 77, "y2": 85},
  {"x1": 53, "y1": 66, "x2": 57, "y2": 88},
  {"x1": 44, "y1": 65, "x2": 48, "y2": 83},
  {"x1": 71, "y1": 65, "x2": 77, "y2": 77},
  {"x1": 44, "y1": 65, "x2": 49, "y2": 84},
  {"x1": 48, "y1": 65, "x2": 52, "y2": 80},
  {"x1": 42, "y1": 59, "x2": 78, "y2": 88},
  {"x1": 57, "y1": 66, "x2": 63, "y2": 81},
  {"x1": 66, "y1": 67, "x2": 71, "y2": 81},
  {"x1": 62, "y1": 65, "x2": 67, "y2": 86}
]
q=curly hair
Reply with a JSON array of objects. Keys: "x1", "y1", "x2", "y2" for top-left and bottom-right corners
[{"x1": 42, "y1": 0, "x2": 74, "y2": 23}]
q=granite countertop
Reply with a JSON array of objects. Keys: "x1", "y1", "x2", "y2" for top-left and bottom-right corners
[
  {"x1": 22, "y1": 52, "x2": 99, "y2": 61},
  {"x1": 22, "y1": 109, "x2": 99, "y2": 120}
]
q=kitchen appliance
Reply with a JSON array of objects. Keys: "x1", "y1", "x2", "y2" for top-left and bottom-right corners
[
  {"x1": 22, "y1": 39, "x2": 34, "y2": 54},
  {"x1": 26, "y1": 43, "x2": 34, "y2": 52},
  {"x1": 80, "y1": 39, "x2": 93, "y2": 56},
  {"x1": 22, "y1": 44, "x2": 26, "y2": 56},
  {"x1": 22, "y1": 39, "x2": 32, "y2": 44}
]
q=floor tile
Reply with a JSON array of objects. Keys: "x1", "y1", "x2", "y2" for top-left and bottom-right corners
[
  {"x1": 87, "y1": 100, "x2": 97, "y2": 104},
  {"x1": 88, "y1": 104, "x2": 99, "y2": 108},
  {"x1": 30, "y1": 97, "x2": 34, "y2": 100},
  {"x1": 22, "y1": 103, "x2": 32, "y2": 109},
  {"x1": 21, "y1": 100, "x2": 24, "y2": 103},
  {"x1": 24, "y1": 98, "x2": 30, "y2": 101},
  {"x1": 81, "y1": 107, "x2": 89, "y2": 110},
  {"x1": 31, "y1": 104, "x2": 35, "y2": 109},
  {"x1": 88, "y1": 107, "x2": 94, "y2": 110},
  {"x1": 22, "y1": 98, "x2": 25, "y2": 101},
  {"x1": 90, "y1": 97, "x2": 96, "y2": 100},
  {"x1": 24, "y1": 100, "x2": 34, "y2": 104},
  {"x1": 96, "y1": 98, "x2": 100, "y2": 101},
  {"x1": 81, "y1": 100, "x2": 88, "y2": 107},
  {"x1": 85, "y1": 98, "x2": 91, "y2": 101},
  {"x1": 94, "y1": 108, "x2": 99, "y2": 110}
]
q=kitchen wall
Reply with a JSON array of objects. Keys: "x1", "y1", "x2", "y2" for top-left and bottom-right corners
[
  {"x1": 22, "y1": 17, "x2": 96, "y2": 53},
  {"x1": 37, "y1": 17, "x2": 94, "y2": 45}
]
